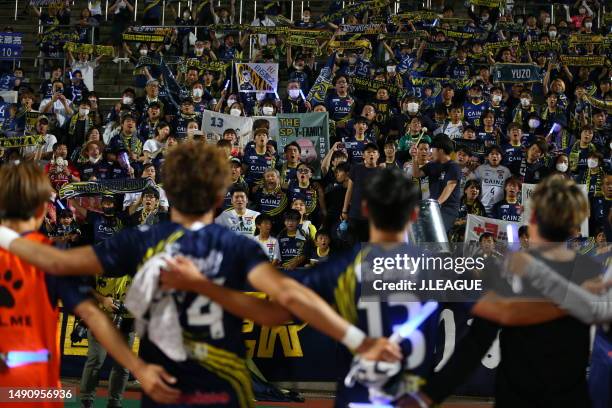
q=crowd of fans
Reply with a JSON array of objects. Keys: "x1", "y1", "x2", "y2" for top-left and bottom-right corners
[{"x1": 0, "y1": 0, "x2": 610, "y2": 269}]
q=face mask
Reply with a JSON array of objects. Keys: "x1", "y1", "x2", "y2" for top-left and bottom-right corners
[
  {"x1": 122, "y1": 96, "x2": 133, "y2": 105},
  {"x1": 528, "y1": 119, "x2": 540, "y2": 128},
  {"x1": 192, "y1": 88, "x2": 203, "y2": 98},
  {"x1": 549, "y1": 31, "x2": 557, "y2": 38},
  {"x1": 348, "y1": 57, "x2": 357, "y2": 65},
  {"x1": 407, "y1": 102, "x2": 419, "y2": 113},
  {"x1": 293, "y1": 63, "x2": 304, "y2": 71},
  {"x1": 588, "y1": 158, "x2": 599, "y2": 169},
  {"x1": 230, "y1": 108, "x2": 242, "y2": 116},
  {"x1": 102, "y1": 207, "x2": 115, "y2": 217},
  {"x1": 140, "y1": 49, "x2": 148, "y2": 56},
  {"x1": 517, "y1": 18, "x2": 524, "y2": 24},
  {"x1": 302, "y1": 16, "x2": 310, "y2": 22},
  {"x1": 262, "y1": 106, "x2": 274, "y2": 116},
  {"x1": 183, "y1": 12, "x2": 190, "y2": 19},
  {"x1": 481, "y1": 15, "x2": 489, "y2": 21},
  {"x1": 386, "y1": 65, "x2": 396, "y2": 73},
  {"x1": 80, "y1": 108, "x2": 90, "y2": 116},
  {"x1": 89, "y1": 156, "x2": 100, "y2": 164},
  {"x1": 227, "y1": 98, "x2": 236, "y2": 106},
  {"x1": 520, "y1": 98, "x2": 530, "y2": 107},
  {"x1": 579, "y1": 8, "x2": 586, "y2": 15},
  {"x1": 492, "y1": 94, "x2": 502, "y2": 103},
  {"x1": 544, "y1": 17, "x2": 551, "y2": 24},
  {"x1": 585, "y1": 22, "x2": 592, "y2": 29},
  {"x1": 256, "y1": 92, "x2": 266, "y2": 102},
  {"x1": 288, "y1": 89, "x2": 300, "y2": 99},
  {"x1": 472, "y1": 94, "x2": 482, "y2": 100},
  {"x1": 556, "y1": 162, "x2": 568, "y2": 172},
  {"x1": 195, "y1": 48, "x2": 204, "y2": 55}
]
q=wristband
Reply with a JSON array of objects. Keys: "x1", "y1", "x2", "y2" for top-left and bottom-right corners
[
  {"x1": 0, "y1": 226, "x2": 19, "y2": 250},
  {"x1": 341, "y1": 324, "x2": 366, "y2": 351}
]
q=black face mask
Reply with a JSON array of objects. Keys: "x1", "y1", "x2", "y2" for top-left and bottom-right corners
[{"x1": 102, "y1": 207, "x2": 115, "y2": 217}]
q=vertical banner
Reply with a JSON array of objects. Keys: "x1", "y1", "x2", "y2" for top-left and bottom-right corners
[
  {"x1": 235, "y1": 63, "x2": 279, "y2": 93},
  {"x1": 24, "y1": 111, "x2": 41, "y2": 136},
  {"x1": 522, "y1": 183, "x2": 588, "y2": 237},
  {"x1": 306, "y1": 52, "x2": 336, "y2": 105},
  {"x1": 201, "y1": 110, "x2": 254, "y2": 148},
  {"x1": 0, "y1": 33, "x2": 23, "y2": 59},
  {"x1": 275, "y1": 112, "x2": 330, "y2": 178},
  {"x1": 464, "y1": 214, "x2": 519, "y2": 244}
]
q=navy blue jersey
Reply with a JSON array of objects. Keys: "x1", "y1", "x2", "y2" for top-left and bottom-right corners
[
  {"x1": 286, "y1": 181, "x2": 318, "y2": 216},
  {"x1": 94, "y1": 222, "x2": 269, "y2": 407},
  {"x1": 463, "y1": 100, "x2": 490, "y2": 128},
  {"x1": 277, "y1": 229, "x2": 309, "y2": 267},
  {"x1": 252, "y1": 188, "x2": 288, "y2": 218},
  {"x1": 324, "y1": 93, "x2": 355, "y2": 123},
  {"x1": 86, "y1": 212, "x2": 124, "y2": 245},
  {"x1": 342, "y1": 136, "x2": 374, "y2": 164},
  {"x1": 501, "y1": 143, "x2": 525, "y2": 175},
  {"x1": 243, "y1": 151, "x2": 275, "y2": 186},
  {"x1": 299, "y1": 245, "x2": 440, "y2": 407},
  {"x1": 491, "y1": 199, "x2": 522, "y2": 222}
]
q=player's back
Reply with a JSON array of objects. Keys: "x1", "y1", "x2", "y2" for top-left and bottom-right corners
[
  {"x1": 299, "y1": 244, "x2": 440, "y2": 407},
  {"x1": 96, "y1": 222, "x2": 270, "y2": 408}
]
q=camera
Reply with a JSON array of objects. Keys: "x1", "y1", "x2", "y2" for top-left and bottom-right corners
[
  {"x1": 112, "y1": 301, "x2": 127, "y2": 329},
  {"x1": 70, "y1": 318, "x2": 88, "y2": 343}
]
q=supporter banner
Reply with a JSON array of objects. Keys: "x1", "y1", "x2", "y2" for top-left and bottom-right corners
[
  {"x1": 276, "y1": 112, "x2": 330, "y2": 178},
  {"x1": 328, "y1": 40, "x2": 372, "y2": 52},
  {"x1": 306, "y1": 52, "x2": 336, "y2": 105},
  {"x1": 122, "y1": 27, "x2": 173, "y2": 43},
  {"x1": 569, "y1": 34, "x2": 604, "y2": 46},
  {"x1": 134, "y1": 55, "x2": 162, "y2": 68},
  {"x1": 491, "y1": 63, "x2": 543, "y2": 83},
  {"x1": 436, "y1": 28, "x2": 482, "y2": 40},
  {"x1": 58, "y1": 178, "x2": 155, "y2": 199},
  {"x1": 29, "y1": 0, "x2": 63, "y2": 5},
  {"x1": 464, "y1": 214, "x2": 519, "y2": 244},
  {"x1": 0, "y1": 33, "x2": 22, "y2": 59},
  {"x1": 469, "y1": 0, "x2": 503, "y2": 7},
  {"x1": 288, "y1": 29, "x2": 333, "y2": 40},
  {"x1": 380, "y1": 31, "x2": 429, "y2": 41},
  {"x1": 496, "y1": 22, "x2": 523, "y2": 33},
  {"x1": 604, "y1": 13, "x2": 612, "y2": 25},
  {"x1": 59, "y1": 301, "x2": 496, "y2": 397},
  {"x1": 235, "y1": 63, "x2": 279, "y2": 93},
  {"x1": 410, "y1": 76, "x2": 471, "y2": 89},
  {"x1": 24, "y1": 111, "x2": 40, "y2": 135},
  {"x1": 425, "y1": 41, "x2": 455, "y2": 51},
  {"x1": 207, "y1": 24, "x2": 243, "y2": 32},
  {"x1": 352, "y1": 76, "x2": 406, "y2": 99},
  {"x1": 390, "y1": 10, "x2": 439, "y2": 24},
  {"x1": 559, "y1": 55, "x2": 607, "y2": 67},
  {"x1": 0, "y1": 135, "x2": 44, "y2": 148},
  {"x1": 523, "y1": 40, "x2": 562, "y2": 53},
  {"x1": 286, "y1": 35, "x2": 320, "y2": 50},
  {"x1": 63, "y1": 42, "x2": 114, "y2": 57},
  {"x1": 522, "y1": 183, "x2": 589, "y2": 236},
  {"x1": 177, "y1": 58, "x2": 229, "y2": 73},
  {"x1": 249, "y1": 26, "x2": 289, "y2": 35},
  {"x1": 585, "y1": 94, "x2": 612, "y2": 114},
  {"x1": 319, "y1": 0, "x2": 390, "y2": 24},
  {"x1": 201, "y1": 109, "x2": 253, "y2": 147},
  {"x1": 339, "y1": 24, "x2": 386, "y2": 34},
  {"x1": 38, "y1": 31, "x2": 79, "y2": 45},
  {"x1": 604, "y1": 35, "x2": 612, "y2": 50}
]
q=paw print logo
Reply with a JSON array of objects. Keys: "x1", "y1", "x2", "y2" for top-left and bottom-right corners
[{"x1": 0, "y1": 270, "x2": 23, "y2": 308}]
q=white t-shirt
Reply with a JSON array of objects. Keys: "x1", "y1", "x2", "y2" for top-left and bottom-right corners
[
  {"x1": 472, "y1": 164, "x2": 512, "y2": 215},
  {"x1": 215, "y1": 208, "x2": 260, "y2": 237},
  {"x1": 254, "y1": 235, "x2": 281, "y2": 263},
  {"x1": 123, "y1": 185, "x2": 169, "y2": 210},
  {"x1": 39, "y1": 98, "x2": 72, "y2": 128},
  {"x1": 143, "y1": 139, "x2": 164, "y2": 158},
  {"x1": 21, "y1": 133, "x2": 57, "y2": 157},
  {"x1": 405, "y1": 162, "x2": 430, "y2": 200},
  {"x1": 71, "y1": 60, "x2": 98, "y2": 91}
]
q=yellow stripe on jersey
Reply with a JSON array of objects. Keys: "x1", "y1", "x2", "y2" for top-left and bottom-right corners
[
  {"x1": 333, "y1": 250, "x2": 365, "y2": 325},
  {"x1": 138, "y1": 229, "x2": 185, "y2": 269},
  {"x1": 185, "y1": 339, "x2": 254, "y2": 408}
]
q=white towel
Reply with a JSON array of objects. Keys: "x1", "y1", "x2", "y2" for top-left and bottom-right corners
[{"x1": 125, "y1": 253, "x2": 187, "y2": 361}]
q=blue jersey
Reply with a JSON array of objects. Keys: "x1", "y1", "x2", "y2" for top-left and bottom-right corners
[
  {"x1": 324, "y1": 93, "x2": 355, "y2": 123},
  {"x1": 342, "y1": 135, "x2": 374, "y2": 164},
  {"x1": 501, "y1": 143, "x2": 525, "y2": 175},
  {"x1": 86, "y1": 212, "x2": 124, "y2": 245},
  {"x1": 300, "y1": 245, "x2": 440, "y2": 407},
  {"x1": 463, "y1": 100, "x2": 489, "y2": 128},
  {"x1": 491, "y1": 199, "x2": 522, "y2": 222},
  {"x1": 93, "y1": 222, "x2": 269, "y2": 407},
  {"x1": 243, "y1": 151, "x2": 275, "y2": 186}
]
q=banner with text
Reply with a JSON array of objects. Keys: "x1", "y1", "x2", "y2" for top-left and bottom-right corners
[
  {"x1": 235, "y1": 63, "x2": 279, "y2": 93},
  {"x1": 464, "y1": 214, "x2": 519, "y2": 244}
]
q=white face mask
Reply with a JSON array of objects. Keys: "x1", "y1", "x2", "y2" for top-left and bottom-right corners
[
  {"x1": 183, "y1": 12, "x2": 190, "y2": 19},
  {"x1": 195, "y1": 48, "x2": 204, "y2": 55},
  {"x1": 230, "y1": 108, "x2": 242, "y2": 116},
  {"x1": 262, "y1": 106, "x2": 274, "y2": 116},
  {"x1": 556, "y1": 162, "x2": 568, "y2": 172},
  {"x1": 585, "y1": 22, "x2": 592, "y2": 29},
  {"x1": 588, "y1": 158, "x2": 599, "y2": 169},
  {"x1": 256, "y1": 92, "x2": 266, "y2": 102},
  {"x1": 407, "y1": 102, "x2": 419, "y2": 113},
  {"x1": 517, "y1": 18, "x2": 523, "y2": 24},
  {"x1": 520, "y1": 98, "x2": 530, "y2": 107},
  {"x1": 348, "y1": 57, "x2": 357, "y2": 65},
  {"x1": 481, "y1": 15, "x2": 489, "y2": 21},
  {"x1": 549, "y1": 31, "x2": 557, "y2": 38},
  {"x1": 80, "y1": 108, "x2": 90, "y2": 116},
  {"x1": 528, "y1": 119, "x2": 540, "y2": 129},
  {"x1": 302, "y1": 16, "x2": 310, "y2": 22},
  {"x1": 140, "y1": 49, "x2": 148, "y2": 56},
  {"x1": 288, "y1": 89, "x2": 300, "y2": 99},
  {"x1": 387, "y1": 65, "x2": 396, "y2": 73},
  {"x1": 192, "y1": 88, "x2": 203, "y2": 98},
  {"x1": 122, "y1": 96, "x2": 133, "y2": 105},
  {"x1": 492, "y1": 94, "x2": 502, "y2": 103},
  {"x1": 579, "y1": 8, "x2": 586, "y2": 15}
]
